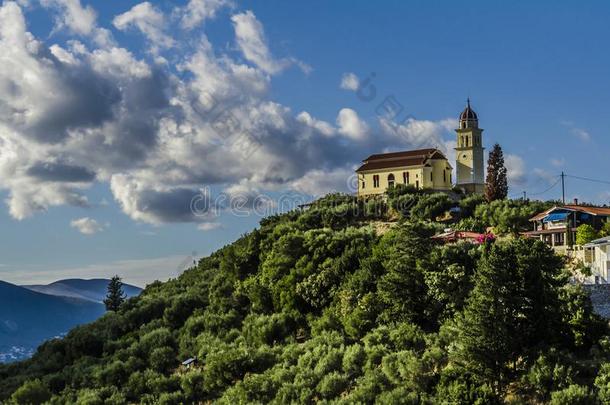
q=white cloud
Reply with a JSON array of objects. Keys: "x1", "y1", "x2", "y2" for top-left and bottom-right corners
[
  {"x1": 197, "y1": 221, "x2": 222, "y2": 231},
  {"x1": 180, "y1": 0, "x2": 231, "y2": 29},
  {"x1": 572, "y1": 128, "x2": 591, "y2": 141},
  {"x1": 41, "y1": 0, "x2": 97, "y2": 36},
  {"x1": 378, "y1": 117, "x2": 457, "y2": 154},
  {"x1": 340, "y1": 72, "x2": 359, "y2": 91},
  {"x1": 89, "y1": 47, "x2": 151, "y2": 78},
  {"x1": 40, "y1": 0, "x2": 113, "y2": 47},
  {"x1": 550, "y1": 157, "x2": 565, "y2": 168},
  {"x1": 561, "y1": 120, "x2": 591, "y2": 142},
  {"x1": 113, "y1": 2, "x2": 174, "y2": 49},
  {"x1": 290, "y1": 167, "x2": 354, "y2": 196},
  {"x1": 0, "y1": 1, "x2": 462, "y2": 227},
  {"x1": 296, "y1": 111, "x2": 335, "y2": 137},
  {"x1": 336, "y1": 108, "x2": 369, "y2": 140},
  {"x1": 231, "y1": 10, "x2": 308, "y2": 75},
  {"x1": 70, "y1": 217, "x2": 106, "y2": 234},
  {"x1": 505, "y1": 154, "x2": 526, "y2": 186}
]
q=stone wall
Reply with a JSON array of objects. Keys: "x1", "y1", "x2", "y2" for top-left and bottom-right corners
[{"x1": 583, "y1": 284, "x2": 610, "y2": 319}]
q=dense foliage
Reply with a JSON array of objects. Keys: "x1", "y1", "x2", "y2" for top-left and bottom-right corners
[
  {"x1": 1, "y1": 193, "x2": 608, "y2": 404},
  {"x1": 576, "y1": 224, "x2": 601, "y2": 246}
]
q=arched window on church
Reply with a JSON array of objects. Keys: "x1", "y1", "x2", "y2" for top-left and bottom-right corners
[{"x1": 388, "y1": 173, "x2": 395, "y2": 188}]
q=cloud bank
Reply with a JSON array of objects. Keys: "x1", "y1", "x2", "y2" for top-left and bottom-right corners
[{"x1": 0, "y1": 0, "x2": 459, "y2": 226}]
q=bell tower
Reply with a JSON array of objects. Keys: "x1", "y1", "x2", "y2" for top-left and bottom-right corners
[{"x1": 455, "y1": 99, "x2": 485, "y2": 194}]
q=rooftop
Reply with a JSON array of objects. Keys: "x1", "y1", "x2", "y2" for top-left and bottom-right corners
[
  {"x1": 357, "y1": 148, "x2": 450, "y2": 172},
  {"x1": 530, "y1": 205, "x2": 610, "y2": 222},
  {"x1": 584, "y1": 236, "x2": 610, "y2": 247}
]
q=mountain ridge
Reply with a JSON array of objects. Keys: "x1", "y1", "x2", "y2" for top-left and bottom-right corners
[
  {"x1": 0, "y1": 280, "x2": 105, "y2": 359},
  {"x1": 23, "y1": 278, "x2": 142, "y2": 303}
]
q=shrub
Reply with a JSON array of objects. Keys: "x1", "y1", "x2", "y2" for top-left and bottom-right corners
[
  {"x1": 549, "y1": 384, "x2": 596, "y2": 405},
  {"x1": 410, "y1": 193, "x2": 453, "y2": 221},
  {"x1": 316, "y1": 371, "x2": 349, "y2": 399},
  {"x1": 576, "y1": 224, "x2": 600, "y2": 246},
  {"x1": 10, "y1": 380, "x2": 52, "y2": 405}
]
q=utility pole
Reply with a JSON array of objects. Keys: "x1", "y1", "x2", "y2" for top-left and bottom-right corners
[{"x1": 561, "y1": 171, "x2": 566, "y2": 204}]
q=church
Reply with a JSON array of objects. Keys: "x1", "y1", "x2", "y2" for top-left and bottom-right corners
[{"x1": 356, "y1": 100, "x2": 485, "y2": 197}]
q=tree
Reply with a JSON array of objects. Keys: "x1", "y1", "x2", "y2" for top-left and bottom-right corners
[
  {"x1": 474, "y1": 199, "x2": 550, "y2": 235},
  {"x1": 576, "y1": 224, "x2": 600, "y2": 246},
  {"x1": 485, "y1": 143, "x2": 508, "y2": 202},
  {"x1": 456, "y1": 239, "x2": 564, "y2": 393},
  {"x1": 601, "y1": 221, "x2": 610, "y2": 237},
  {"x1": 410, "y1": 193, "x2": 453, "y2": 221},
  {"x1": 10, "y1": 379, "x2": 51, "y2": 405},
  {"x1": 104, "y1": 275, "x2": 126, "y2": 312}
]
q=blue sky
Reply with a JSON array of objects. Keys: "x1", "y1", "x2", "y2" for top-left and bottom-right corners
[{"x1": 0, "y1": 0, "x2": 609, "y2": 286}]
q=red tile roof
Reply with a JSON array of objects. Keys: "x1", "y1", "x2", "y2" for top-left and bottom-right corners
[
  {"x1": 357, "y1": 148, "x2": 450, "y2": 172},
  {"x1": 431, "y1": 230, "x2": 484, "y2": 242}
]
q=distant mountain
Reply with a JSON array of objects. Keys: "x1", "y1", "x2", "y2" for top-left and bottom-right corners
[
  {"x1": 23, "y1": 278, "x2": 142, "y2": 303},
  {"x1": 0, "y1": 281, "x2": 106, "y2": 362}
]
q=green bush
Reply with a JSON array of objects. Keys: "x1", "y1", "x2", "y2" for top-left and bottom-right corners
[
  {"x1": 316, "y1": 371, "x2": 349, "y2": 399},
  {"x1": 10, "y1": 380, "x2": 51, "y2": 405},
  {"x1": 576, "y1": 224, "x2": 600, "y2": 246},
  {"x1": 549, "y1": 384, "x2": 596, "y2": 405}
]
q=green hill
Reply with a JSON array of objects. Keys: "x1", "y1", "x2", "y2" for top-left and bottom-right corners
[{"x1": 2, "y1": 192, "x2": 609, "y2": 404}]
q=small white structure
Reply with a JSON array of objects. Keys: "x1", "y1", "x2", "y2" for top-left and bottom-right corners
[
  {"x1": 583, "y1": 236, "x2": 610, "y2": 284},
  {"x1": 181, "y1": 357, "x2": 197, "y2": 369}
]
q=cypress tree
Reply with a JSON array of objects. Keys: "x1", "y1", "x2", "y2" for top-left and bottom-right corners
[
  {"x1": 457, "y1": 239, "x2": 564, "y2": 393},
  {"x1": 104, "y1": 275, "x2": 126, "y2": 311},
  {"x1": 485, "y1": 143, "x2": 508, "y2": 202}
]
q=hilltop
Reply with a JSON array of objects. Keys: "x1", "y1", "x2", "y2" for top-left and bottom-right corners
[{"x1": 2, "y1": 190, "x2": 610, "y2": 404}]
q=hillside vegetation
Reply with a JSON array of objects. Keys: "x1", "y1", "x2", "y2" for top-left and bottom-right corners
[{"x1": 2, "y1": 190, "x2": 610, "y2": 404}]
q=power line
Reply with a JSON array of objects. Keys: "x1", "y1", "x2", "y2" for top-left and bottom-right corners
[
  {"x1": 565, "y1": 174, "x2": 610, "y2": 186},
  {"x1": 528, "y1": 176, "x2": 562, "y2": 197}
]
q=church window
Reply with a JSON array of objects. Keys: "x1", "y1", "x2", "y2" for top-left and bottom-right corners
[
  {"x1": 403, "y1": 172, "x2": 409, "y2": 184},
  {"x1": 362, "y1": 181, "x2": 365, "y2": 189},
  {"x1": 373, "y1": 175, "x2": 380, "y2": 188},
  {"x1": 388, "y1": 174, "x2": 395, "y2": 188},
  {"x1": 430, "y1": 172, "x2": 433, "y2": 182},
  {"x1": 443, "y1": 170, "x2": 446, "y2": 182},
  {"x1": 416, "y1": 180, "x2": 420, "y2": 189}
]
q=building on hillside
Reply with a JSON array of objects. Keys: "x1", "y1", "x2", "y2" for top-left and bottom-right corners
[
  {"x1": 355, "y1": 100, "x2": 485, "y2": 197},
  {"x1": 431, "y1": 230, "x2": 485, "y2": 244},
  {"x1": 356, "y1": 148, "x2": 453, "y2": 197},
  {"x1": 583, "y1": 236, "x2": 610, "y2": 284},
  {"x1": 181, "y1": 357, "x2": 197, "y2": 370},
  {"x1": 524, "y1": 203, "x2": 610, "y2": 254}
]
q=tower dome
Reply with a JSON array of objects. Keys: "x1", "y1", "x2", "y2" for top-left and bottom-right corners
[{"x1": 459, "y1": 98, "x2": 478, "y2": 129}]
